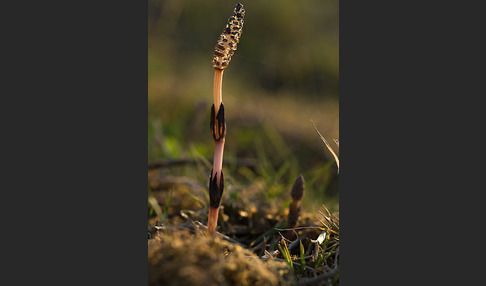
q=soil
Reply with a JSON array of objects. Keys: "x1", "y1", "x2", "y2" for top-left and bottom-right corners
[{"x1": 148, "y1": 168, "x2": 339, "y2": 286}]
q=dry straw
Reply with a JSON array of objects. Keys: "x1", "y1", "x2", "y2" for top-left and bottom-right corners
[{"x1": 311, "y1": 120, "x2": 339, "y2": 174}]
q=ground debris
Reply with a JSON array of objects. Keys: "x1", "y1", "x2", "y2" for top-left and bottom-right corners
[
  {"x1": 148, "y1": 230, "x2": 292, "y2": 286},
  {"x1": 148, "y1": 171, "x2": 339, "y2": 285}
]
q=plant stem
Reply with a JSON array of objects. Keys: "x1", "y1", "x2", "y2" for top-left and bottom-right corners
[
  {"x1": 208, "y1": 68, "x2": 226, "y2": 235},
  {"x1": 212, "y1": 69, "x2": 225, "y2": 181},
  {"x1": 213, "y1": 69, "x2": 224, "y2": 115},
  {"x1": 207, "y1": 2, "x2": 245, "y2": 235}
]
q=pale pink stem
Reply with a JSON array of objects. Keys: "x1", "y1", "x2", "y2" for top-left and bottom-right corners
[
  {"x1": 212, "y1": 69, "x2": 225, "y2": 182},
  {"x1": 212, "y1": 140, "x2": 225, "y2": 183},
  {"x1": 208, "y1": 69, "x2": 226, "y2": 234}
]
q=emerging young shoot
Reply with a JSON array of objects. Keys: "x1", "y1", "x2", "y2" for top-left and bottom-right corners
[
  {"x1": 207, "y1": 3, "x2": 245, "y2": 234},
  {"x1": 285, "y1": 175, "x2": 305, "y2": 240},
  {"x1": 288, "y1": 175, "x2": 305, "y2": 228}
]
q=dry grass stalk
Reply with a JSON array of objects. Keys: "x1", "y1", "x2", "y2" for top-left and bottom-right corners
[
  {"x1": 208, "y1": 3, "x2": 246, "y2": 234},
  {"x1": 311, "y1": 120, "x2": 339, "y2": 173}
]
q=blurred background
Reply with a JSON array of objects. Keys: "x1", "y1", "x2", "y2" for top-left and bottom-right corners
[{"x1": 148, "y1": 0, "x2": 339, "y2": 211}]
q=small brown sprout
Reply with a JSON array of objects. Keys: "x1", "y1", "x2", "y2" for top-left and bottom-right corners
[
  {"x1": 291, "y1": 175, "x2": 305, "y2": 202},
  {"x1": 286, "y1": 175, "x2": 305, "y2": 240}
]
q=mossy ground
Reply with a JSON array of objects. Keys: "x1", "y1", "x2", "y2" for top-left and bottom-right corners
[{"x1": 148, "y1": 165, "x2": 339, "y2": 285}]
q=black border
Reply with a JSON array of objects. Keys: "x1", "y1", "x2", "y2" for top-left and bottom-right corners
[
  {"x1": 340, "y1": 1, "x2": 483, "y2": 285},
  {"x1": 4, "y1": 1, "x2": 148, "y2": 284}
]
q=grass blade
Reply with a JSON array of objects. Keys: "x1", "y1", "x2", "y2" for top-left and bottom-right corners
[
  {"x1": 184, "y1": 189, "x2": 207, "y2": 210},
  {"x1": 311, "y1": 120, "x2": 339, "y2": 173},
  {"x1": 163, "y1": 188, "x2": 174, "y2": 221},
  {"x1": 148, "y1": 187, "x2": 163, "y2": 223},
  {"x1": 299, "y1": 240, "x2": 306, "y2": 273},
  {"x1": 278, "y1": 238, "x2": 293, "y2": 269}
]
